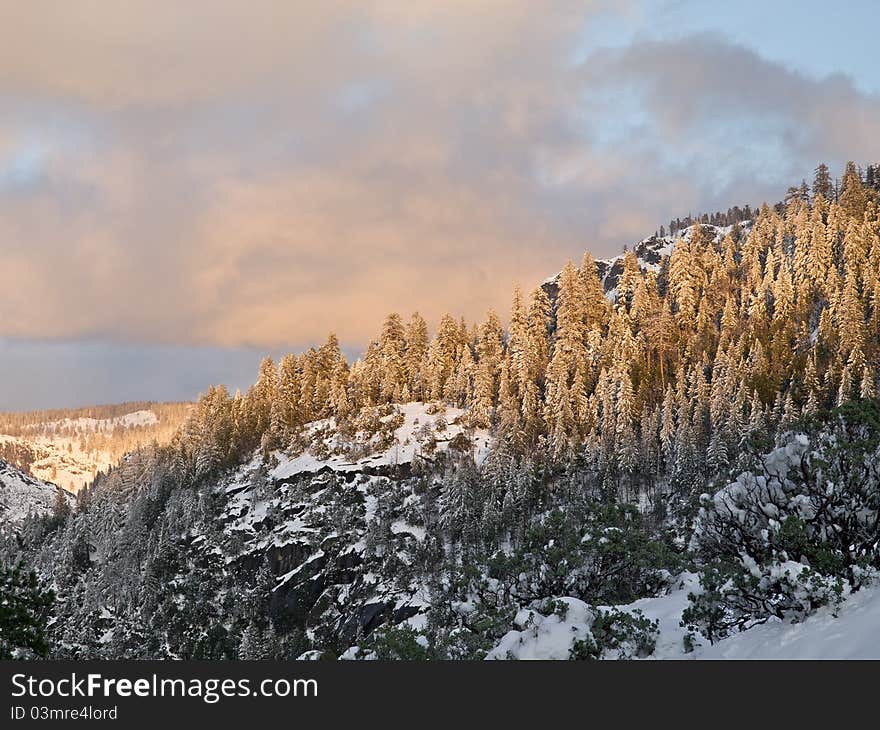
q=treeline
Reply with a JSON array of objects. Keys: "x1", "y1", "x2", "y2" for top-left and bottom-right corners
[
  {"x1": 661, "y1": 163, "x2": 880, "y2": 239},
  {"x1": 664, "y1": 205, "x2": 753, "y2": 238},
  {"x1": 0, "y1": 402, "x2": 191, "y2": 437}
]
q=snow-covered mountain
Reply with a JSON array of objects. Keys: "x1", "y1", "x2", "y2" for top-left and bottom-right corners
[
  {"x1": 31, "y1": 409, "x2": 159, "y2": 434},
  {"x1": 5, "y1": 173, "x2": 880, "y2": 661},
  {"x1": 0, "y1": 432, "x2": 117, "y2": 494},
  {"x1": 0, "y1": 460, "x2": 73, "y2": 531}
]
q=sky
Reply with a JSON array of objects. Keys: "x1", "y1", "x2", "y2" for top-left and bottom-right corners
[{"x1": 1, "y1": 0, "x2": 879, "y2": 410}]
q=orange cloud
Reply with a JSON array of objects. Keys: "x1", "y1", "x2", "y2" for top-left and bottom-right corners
[{"x1": 0, "y1": 3, "x2": 878, "y2": 354}]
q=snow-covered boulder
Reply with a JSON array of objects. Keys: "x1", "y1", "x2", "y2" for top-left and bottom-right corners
[{"x1": 487, "y1": 598, "x2": 596, "y2": 660}]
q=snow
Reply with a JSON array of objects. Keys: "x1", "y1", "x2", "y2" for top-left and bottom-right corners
[
  {"x1": 487, "y1": 598, "x2": 596, "y2": 660},
  {"x1": 694, "y1": 584, "x2": 880, "y2": 659},
  {"x1": 30, "y1": 410, "x2": 159, "y2": 433},
  {"x1": 609, "y1": 574, "x2": 699, "y2": 659},
  {"x1": 270, "y1": 402, "x2": 491, "y2": 481},
  {"x1": 0, "y1": 408, "x2": 162, "y2": 492},
  {"x1": 544, "y1": 220, "x2": 753, "y2": 301},
  {"x1": 338, "y1": 646, "x2": 364, "y2": 660},
  {"x1": 0, "y1": 433, "x2": 114, "y2": 493},
  {"x1": 486, "y1": 572, "x2": 880, "y2": 660},
  {"x1": 0, "y1": 460, "x2": 73, "y2": 529},
  {"x1": 213, "y1": 405, "x2": 450, "y2": 625},
  {"x1": 643, "y1": 573, "x2": 880, "y2": 659},
  {"x1": 391, "y1": 520, "x2": 426, "y2": 541}
]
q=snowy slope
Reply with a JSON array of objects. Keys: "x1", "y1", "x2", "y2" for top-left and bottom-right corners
[
  {"x1": 0, "y1": 459, "x2": 73, "y2": 530},
  {"x1": 206, "y1": 402, "x2": 494, "y2": 645},
  {"x1": 486, "y1": 573, "x2": 880, "y2": 660},
  {"x1": 689, "y1": 585, "x2": 880, "y2": 660},
  {"x1": 636, "y1": 573, "x2": 880, "y2": 659},
  {"x1": 0, "y1": 433, "x2": 115, "y2": 493},
  {"x1": 0, "y1": 408, "x2": 168, "y2": 493},
  {"x1": 31, "y1": 410, "x2": 159, "y2": 433},
  {"x1": 271, "y1": 402, "x2": 492, "y2": 481}
]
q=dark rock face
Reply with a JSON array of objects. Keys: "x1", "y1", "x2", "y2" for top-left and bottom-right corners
[
  {"x1": 361, "y1": 462, "x2": 413, "y2": 480},
  {"x1": 290, "y1": 462, "x2": 414, "y2": 482},
  {"x1": 602, "y1": 258, "x2": 625, "y2": 293},
  {"x1": 270, "y1": 574, "x2": 327, "y2": 628},
  {"x1": 233, "y1": 541, "x2": 314, "y2": 577},
  {"x1": 541, "y1": 277, "x2": 560, "y2": 304},
  {"x1": 324, "y1": 549, "x2": 363, "y2": 585},
  {"x1": 337, "y1": 601, "x2": 421, "y2": 642},
  {"x1": 636, "y1": 239, "x2": 665, "y2": 266},
  {"x1": 203, "y1": 422, "x2": 454, "y2": 653}
]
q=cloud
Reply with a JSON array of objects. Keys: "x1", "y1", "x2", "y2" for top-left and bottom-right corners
[
  {"x1": 578, "y1": 34, "x2": 880, "y2": 183},
  {"x1": 0, "y1": 3, "x2": 878, "y2": 354},
  {"x1": 0, "y1": 337, "x2": 278, "y2": 410}
]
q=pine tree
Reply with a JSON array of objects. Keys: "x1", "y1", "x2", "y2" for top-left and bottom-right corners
[
  {"x1": 839, "y1": 161, "x2": 867, "y2": 219},
  {"x1": 439, "y1": 464, "x2": 478, "y2": 543},
  {"x1": 379, "y1": 313, "x2": 407, "y2": 403},
  {"x1": 470, "y1": 310, "x2": 505, "y2": 427},
  {"x1": 0, "y1": 562, "x2": 54, "y2": 659},
  {"x1": 860, "y1": 366, "x2": 876, "y2": 399},
  {"x1": 706, "y1": 429, "x2": 728, "y2": 475},
  {"x1": 579, "y1": 252, "x2": 609, "y2": 332},
  {"x1": 496, "y1": 360, "x2": 524, "y2": 450},
  {"x1": 837, "y1": 364, "x2": 853, "y2": 406},
  {"x1": 544, "y1": 262, "x2": 587, "y2": 451},
  {"x1": 251, "y1": 356, "x2": 278, "y2": 438},
  {"x1": 747, "y1": 390, "x2": 766, "y2": 441},
  {"x1": 52, "y1": 488, "x2": 71, "y2": 522},
  {"x1": 404, "y1": 312, "x2": 429, "y2": 401},
  {"x1": 614, "y1": 367, "x2": 639, "y2": 491},
  {"x1": 427, "y1": 314, "x2": 461, "y2": 401},
  {"x1": 450, "y1": 346, "x2": 475, "y2": 407},
  {"x1": 526, "y1": 286, "x2": 552, "y2": 385},
  {"x1": 314, "y1": 333, "x2": 348, "y2": 418},
  {"x1": 507, "y1": 286, "x2": 529, "y2": 395},
  {"x1": 806, "y1": 199, "x2": 832, "y2": 292},
  {"x1": 813, "y1": 163, "x2": 832, "y2": 200},
  {"x1": 276, "y1": 353, "x2": 302, "y2": 437},
  {"x1": 669, "y1": 233, "x2": 700, "y2": 325},
  {"x1": 238, "y1": 621, "x2": 263, "y2": 660},
  {"x1": 659, "y1": 385, "x2": 676, "y2": 470}
]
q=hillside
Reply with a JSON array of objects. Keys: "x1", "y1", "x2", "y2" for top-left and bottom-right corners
[
  {"x1": 0, "y1": 460, "x2": 73, "y2": 531},
  {"x1": 0, "y1": 402, "x2": 191, "y2": 492},
  {"x1": 17, "y1": 395, "x2": 876, "y2": 660}
]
